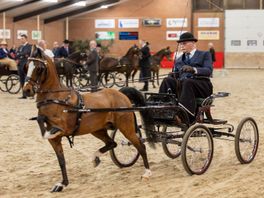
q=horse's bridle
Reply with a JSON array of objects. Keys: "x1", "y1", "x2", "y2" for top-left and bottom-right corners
[{"x1": 25, "y1": 57, "x2": 48, "y2": 91}]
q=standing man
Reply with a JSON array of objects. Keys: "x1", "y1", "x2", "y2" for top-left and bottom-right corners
[
  {"x1": 159, "y1": 32, "x2": 213, "y2": 123},
  {"x1": 139, "y1": 40, "x2": 151, "y2": 91},
  {"x1": 16, "y1": 34, "x2": 32, "y2": 99},
  {"x1": 86, "y1": 40, "x2": 99, "y2": 92},
  {"x1": 208, "y1": 42, "x2": 216, "y2": 64},
  {"x1": 52, "y1": 41, "x2": 60, "y2": 58},
  {"x1": 57, "y1": 39, "x2": 70, "y2": 58}
]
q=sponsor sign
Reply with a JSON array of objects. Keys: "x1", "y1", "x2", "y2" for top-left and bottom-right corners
[
  {"x1": 142, "y1": 19, "x2": 161, "y2": 26},
  {"x1": 119, "y1": 32, "x2": 138, "y2": 40},
  {"x1": 198, "y1": 31, "x2": 220, "y2": 40},
  {"x1": 118, "y1": 19, "x2": 139, "y2": 28},
  {"x1": 166, "y1": 18, "x2": 188, "y2": 28},
  {"x1": 198, "y1": 18, "x2": 220, "y2": 27},
  {"x1": 95, "y1": 31, "x2": 115, "y2": 40},
  {"x1": 95, "y1": 19, "x2": 115, "y2": 28},
  {"x1": 32, "y1": 30, "x2": 42, "y2": 40},
  {"x1": 166, "y1": 31, "x2": 187, "y2": 40},
  {"x1": 17, "y1": 30, "x2": 28, "y2": 39},
  {"x1": 0, "y1": 29, "x2": 11, "y2": 39}
]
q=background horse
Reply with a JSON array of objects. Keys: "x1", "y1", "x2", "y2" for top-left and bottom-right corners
[
  {"x1": 132, "y1": 47, "x2": 172, "y2": 88},
  {"x1": 22, "y1": 45, "x2": 152, "y2": 192},
  {"x1": 54, "y1": 51, "x2": 87, "y2": 87},
  {"x1": 99, "y1": 45, "x2": 141, "y2": 87}
]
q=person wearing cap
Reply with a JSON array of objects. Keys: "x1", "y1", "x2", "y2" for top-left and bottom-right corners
[
  {"x1": 56, "y1": 39, "x2": 71, "y2": 58},
  {"x1": 0, "y1": 40, "x2": 17, "y2": 70},
  {"x1": 159, "y1": 32, "x2": 213, "y2": 123},
  {"x1": 86, "y1": 40, "x2": 99, "y2": 92},
  {"x1": 16, "y1": 34, "x2": 32, "y2": 99}
]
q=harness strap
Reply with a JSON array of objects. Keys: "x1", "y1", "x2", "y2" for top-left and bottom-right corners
[
  {"x1": 37, "y1": 91, "x2": 85, "y2": 148},
  {"x1": 67, "y1": 90, "x2": 85, "y2": 147}
]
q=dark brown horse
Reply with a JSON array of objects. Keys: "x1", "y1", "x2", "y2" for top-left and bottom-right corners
[
  {"x1": 54, "y1": 51, "x2": 87, "y2": 87},
  {"x1": 23, "y1": 45, "x2": 152, "y2": 192},
  {"x1": 99, "y1": 45, "x2": 141, "y2": 87},
  {"x1": 132, "y1": 47, "x2": 172, "y2": 88}
]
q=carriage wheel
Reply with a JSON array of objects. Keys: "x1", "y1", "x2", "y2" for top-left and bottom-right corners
[
  {"x1": 161, "y1": 125, "x2": 182, "y2": 159},
  {"x1": 73, "y1": 73, "x2": 90, "y2": 88},
  {"x1": 110, "y1": 126, "x2": 141, "y2": 168},
  {"x1": 181, "y1": 124, "x2": 214, "y2": 175},
  {"x1": 114, "y1": 73, "x2": 126, "y2": 87},
  {"x1": 100, "y1": 73, "x2": 115, "y2": 88},
  {"x1": 0, "y1": 75, "x2": 8, "y2": 92},
  {"x1": 235, "y1": 117, "x2": 259, "y2": 164},
  {"x1": 6, "y1": 74, "x2": 21, "y2": 94}
]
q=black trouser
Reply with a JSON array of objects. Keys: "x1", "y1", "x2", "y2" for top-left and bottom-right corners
[
  {"x1": 159, "y1": 77, "x2": 213, "y2": 116},
  {"x1": 90, "y1": 71, "x2": 98, "y2": 92},
  {"x1": 140, "y1": 66, "x2": 151, "y2": 89},
  {"x1": 17, "y1": 63, "x2": 27, "y2": 97}
]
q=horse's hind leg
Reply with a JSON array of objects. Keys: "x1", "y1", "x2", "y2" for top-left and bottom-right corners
[
  {"x1": 48, "y1": 137, "x2": 69, "y2": 192},
  {"x1": 117, "y1": 118, "x2": 151, "y2": 179},
  {"x1": 91, "y1": 129, "x2": 117, "y2": 167}
]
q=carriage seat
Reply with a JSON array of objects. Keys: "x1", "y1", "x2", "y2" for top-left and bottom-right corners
[{"x1": 196, "y1": 92, "x2": 230, "y2": 124}]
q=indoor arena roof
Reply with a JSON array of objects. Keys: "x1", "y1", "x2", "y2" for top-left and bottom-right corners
[{"x1": 0, "y1": 0, "x2": 122, "y2": 24}]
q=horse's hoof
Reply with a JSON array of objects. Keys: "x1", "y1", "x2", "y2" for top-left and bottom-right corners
[
  {"x1": 93, "y1": 156, "x2": 101, "y2": 167},
  {"x1": 141, "y1": 169, "x2": 152, "y2": 181},
  {"x1": 50, "y1": 182, "x2": 65, "y2": 192}
]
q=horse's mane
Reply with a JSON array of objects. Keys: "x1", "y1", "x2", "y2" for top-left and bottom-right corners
[{"x1": 124, "y1": 47, "x2": 135, "y2": 56}]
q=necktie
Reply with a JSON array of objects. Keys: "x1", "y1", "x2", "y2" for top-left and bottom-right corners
[{"x1": 186, "y1": 53, "x2": 191, "y2": 64}]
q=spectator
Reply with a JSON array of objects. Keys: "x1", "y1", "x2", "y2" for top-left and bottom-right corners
[
  {"x1": 0, "y1": 40, "x2": 17, "y2": 70},
  {"x1": 86, "y1": 40, "x2": 99, "y2": 92},
  {"x1": 52, "y1": 41, "x2": 60, "y2": 58},
  {"x1": 56, "y1": 39, "x2": 70, "y2": 58},
  {"x1": 16, "y1": 34, "x2": 32, "y2": 99},
  {"x1": 139, "y1": 40, "x2": 151, "y2": 91},
  {"x1": 38, "y1": 40, "x2": 54, "y2": 61},
  {"x1": 208, "y1": 42, "x2": 216, "y2": 64}
]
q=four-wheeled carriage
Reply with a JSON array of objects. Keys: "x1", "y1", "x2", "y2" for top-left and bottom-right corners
[
  {"x1": 110, "y1": 87, "x2": 259, "y2": 175},
  {"x1": 0, "y1": 63, "x2": 21, "y2": 94}
]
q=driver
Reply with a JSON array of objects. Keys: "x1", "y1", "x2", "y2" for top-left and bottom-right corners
[{"x1": 159, "y1": 32, "x2": 213, "y2": 123}]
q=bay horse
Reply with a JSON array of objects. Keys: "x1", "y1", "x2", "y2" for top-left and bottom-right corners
[
  {"x1": 99, "y1": 45, "x2": 141, "y2": 87},
  {"x1": 54, "y1": 51, "x2": 87, "y2": 87},
  {"x1": 23, "y1": 45, "x2": 152, "y2": 192},
  {"x1": 132, "y1": 47, "x2": 172, "y2": 88}
]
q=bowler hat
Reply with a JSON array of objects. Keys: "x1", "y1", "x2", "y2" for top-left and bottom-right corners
[
  {"x1": 0, "y1": 40, "x2": 7, "y2": 45},
  {"x1": 63, "y1": 39, "x2": 70, "y2": 44},
  {"x1": 177, "y1": 32, "x2": 197, "y2": 43}
]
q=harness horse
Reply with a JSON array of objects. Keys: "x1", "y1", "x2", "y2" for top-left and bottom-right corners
[{"x1": 23, "y1": 45, "x2": 152, "y2": 192}]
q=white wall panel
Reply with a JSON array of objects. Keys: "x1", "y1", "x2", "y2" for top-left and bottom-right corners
[{"x1": 225, "y1": 10, "x2": 264, "y2": 52}]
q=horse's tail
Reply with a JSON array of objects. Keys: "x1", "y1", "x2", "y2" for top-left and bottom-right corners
[{"x1": 119, "y1": 87, "x2": 156, "y2": 149}]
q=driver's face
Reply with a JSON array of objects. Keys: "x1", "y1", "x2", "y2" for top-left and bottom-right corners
[{"x1": 179, "y1": 41, "x2": 195, "y2": 53}]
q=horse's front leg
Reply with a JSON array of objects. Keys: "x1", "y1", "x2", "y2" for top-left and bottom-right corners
[{"x1": 48, "y1": 137, "x2": 69, "y2": 192}]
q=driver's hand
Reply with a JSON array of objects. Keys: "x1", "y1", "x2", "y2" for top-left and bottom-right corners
[{"x1": 181, "y1": 65, "x2": 195, "y2": 74}]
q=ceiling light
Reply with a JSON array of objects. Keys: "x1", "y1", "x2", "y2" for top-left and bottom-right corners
[
  {"x1": 101, "y1": 5, "x2": 109, "y2": 9},
  {"x1": 42, "y1": 0, "x2": 58, "y2": 2},
  {"x1": 73, "y1": 1, "x2": 86, "y2": 6},
  {"x1": 10, "y1": 0, "x2": 24, "y2": 2}
]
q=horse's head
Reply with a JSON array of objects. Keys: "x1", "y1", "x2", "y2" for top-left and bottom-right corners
[
  {"x1": 126, "y1": 45, "x2": 142, "y2": 57},
  {"x1": 23, "y1": 45, "x2": 48, "y2": 97},
  {"x1": 162, "y1": 46, "x2": 172, "y2": 61}
]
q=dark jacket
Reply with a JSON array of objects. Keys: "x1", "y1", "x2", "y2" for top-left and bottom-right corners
[
  {"x1": 140, "y1": 45, "x2": 151, "y2": 68},
  {"x1": 16, "y1": 43, "x2": 32, "y2": 67},
  {"x1": 57, "y1": 46, "x2": 69, "y2": 58},
  {"x1": 173, "y1": 50, "x2": 213, "y2": 80},
  {"x1": 86, "y1": 49, "x2": 99, "y2": 72},
  {"x1": 0, "y1": 48, "x2": 8, "y2": 59},
  {"x1": 209, "y1": 48, "x2": 216, "y2": 62}
]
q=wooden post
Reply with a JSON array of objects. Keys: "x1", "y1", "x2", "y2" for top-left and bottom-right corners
[
  {"x1": 3, "y1": 12, "x2": 6, "y2": 41},
  {"x1": 66, "y1": 17, "x2": 69, "y2": 40}
]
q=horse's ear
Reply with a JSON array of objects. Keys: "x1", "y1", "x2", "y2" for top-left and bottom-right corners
[{"x1": 166, "y1": 46, "x2": 170, "y2": 50}]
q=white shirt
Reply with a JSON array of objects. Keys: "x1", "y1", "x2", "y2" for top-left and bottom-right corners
[
  {"x1": 44, "y1": 49, "x2": 54, "y2": 58},
  {"x1": 188, "y1": 48, "x2": 196, "y2": 59}
]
